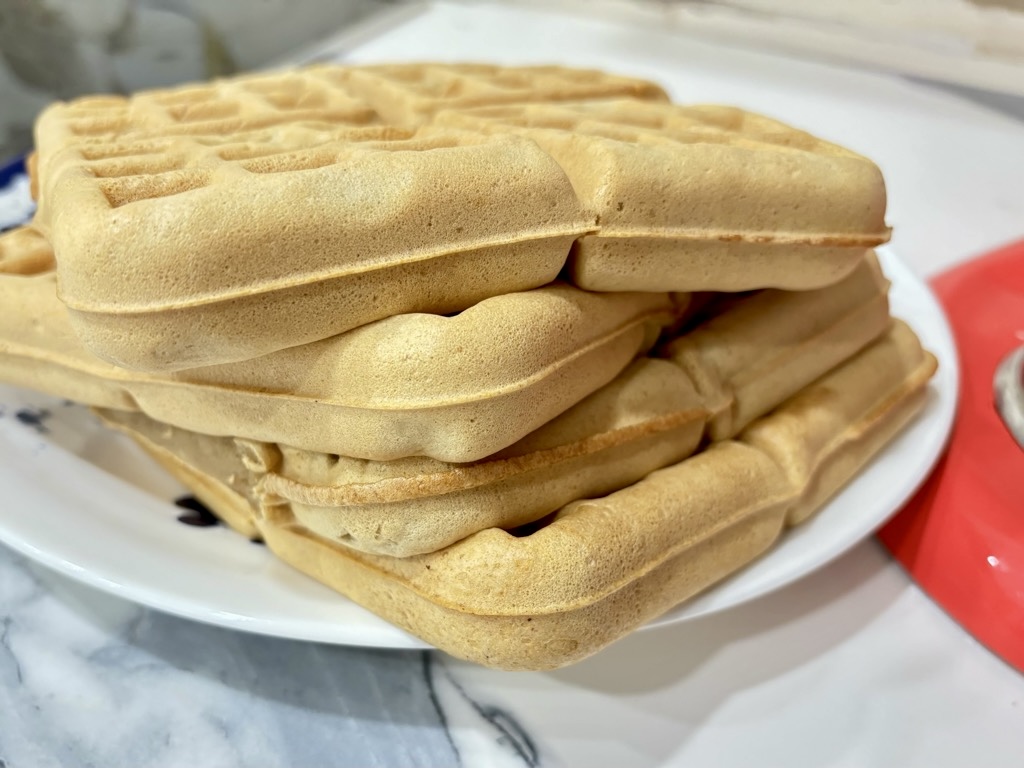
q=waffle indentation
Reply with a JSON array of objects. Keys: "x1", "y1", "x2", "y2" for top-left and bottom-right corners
[
  {"x1": 150, "y1": 86, "x2": 220, "y2": 107},
  {"x1": 68, "y1": 114, "x2": 131, "y2": 135},
  {"x1": 260, "y1": 89, "x2": 330, "y2": 111},
  {"x1": 78, "y1": 139, "x2": 177, "y2": 160},
  {"x1": 89, "y1": 154, "x2": 186, "y2": 178},
  {"x1": 240, "y1": 149, "x2": 338, "y2": 174},
  {"x1": 168, "y1": 100, "x2": 241, "y2": 124},
  {"x1": 216, "y1": 143, "x2": 288, "y2": 162},
  {"x1": 100, "y1": 171, "x2": 209, "y2": 207}
]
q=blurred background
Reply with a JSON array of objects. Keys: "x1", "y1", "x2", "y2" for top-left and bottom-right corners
[
  {"x1": 0, "y1": 0, "x2": 392, "y2": 157},
  {"x1": 1, "y1": 0, "x2": 1023, "y2": 160}
]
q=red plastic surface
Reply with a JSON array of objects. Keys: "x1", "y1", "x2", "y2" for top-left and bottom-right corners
[{"x1": 878, "y1": 239, "x2": 1024, "y2": 673}]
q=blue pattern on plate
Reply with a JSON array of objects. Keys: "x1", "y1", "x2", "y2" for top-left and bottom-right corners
[
  {"x1": 0, "y1": 155, "x2": 27, "y2": 188},
  {"x1": 0, "y1": 154, "x2": 35, "y2": 232}
]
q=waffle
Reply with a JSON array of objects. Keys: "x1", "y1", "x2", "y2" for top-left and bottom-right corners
[
  {"x1": 437, "y1": 100, "x2": 889, "y2": 292},
  {"x1": 28, "y1": 63, "x2": 889, "y2": 371},
  {"x1": 36, "y1": 125, "x2": 595, "y2": 371},
  {"x1": 97, "y1": 321, "x2": 936, "y2": 669},
  {"x1": 84, "y1": 254, "x2": 889, "y2": 558},
  {"x1": 256, "y1": 357, "x2": 705, "y2": 556},
  {"x1": 30, "y1": 64, "x2": 668, "y2": 371},
  {"x1": 0, "y1": 227, "x2": 677, "y2": 461},
  {"x1": 29, "y1": 64, "x2": 666, "y2": 203}
]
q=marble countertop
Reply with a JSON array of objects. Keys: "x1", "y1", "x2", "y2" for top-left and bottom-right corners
[{"x1": 4, "y1": 3, "x2": 1024, "y2": 766}]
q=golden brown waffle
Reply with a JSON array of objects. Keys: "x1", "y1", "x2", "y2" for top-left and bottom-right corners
[
  {"x1": 438, "y1": 99, "x2": 889, "y2": 292},
  {"x1": 97, "y1": 321, "x2": 936, "y2": 669},
  {"x1": 28, "y1": 63, "x2": 889, "y2": 371},
  {"x1": 36, "y1": 125, "x2": 596, "y2": 370},
  {"x1": 256, "y1": 357, "x2": 706, "y2": 556},
  {"x1": 0, "y1": 227, "x2": 678, "y2": 461},
  {"x1": 31, "y1": 63, "x2": 666, "y2": 204},
  {"x1": 31, "y1": 64, "x2": 665, "y2": 369}
]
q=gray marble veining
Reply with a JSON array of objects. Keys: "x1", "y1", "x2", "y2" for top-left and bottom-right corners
[{"x1": 0, "y1": 543, "x2": 538, "y2": 767}]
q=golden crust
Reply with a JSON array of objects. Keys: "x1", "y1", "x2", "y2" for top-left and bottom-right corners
[
  {"x1": 28, "y1": 63, "x2": 888, "y2": 370},
  {"x1": 96, "y1": 321, "x2": 936, "y2": 669}
]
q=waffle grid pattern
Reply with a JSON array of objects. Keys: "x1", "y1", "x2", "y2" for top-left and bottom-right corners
[
  {"x1": 438, "y1": 99, "x2": 859, "y2": 157},
  {"x1": 36, "y1": 64, "x2": 670, "y2": 210}
]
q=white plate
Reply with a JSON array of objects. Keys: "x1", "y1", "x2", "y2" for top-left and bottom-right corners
[{"x1": 0, "y1": 249, "x2": 957, "y2": 648}]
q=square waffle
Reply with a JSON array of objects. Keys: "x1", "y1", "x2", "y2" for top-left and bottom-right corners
[
  {"x1": 27, "y1": 63, "x2": 890, "y2": 371},
  {"x1": 36, "y1": 125, "x2": 596, "y2": 370},
  {"x1": 437, "y1": 99, "x2": 890, "y2": 292}
]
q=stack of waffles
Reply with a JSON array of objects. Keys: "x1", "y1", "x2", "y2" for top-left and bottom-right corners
[{"x1": 0, "y1": 63, "x2": 936, "y2": 670}]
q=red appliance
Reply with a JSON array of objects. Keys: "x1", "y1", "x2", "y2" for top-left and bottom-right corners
[{"x1": 879, "y1": 239, "x2": 1024, "y2": 673}]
